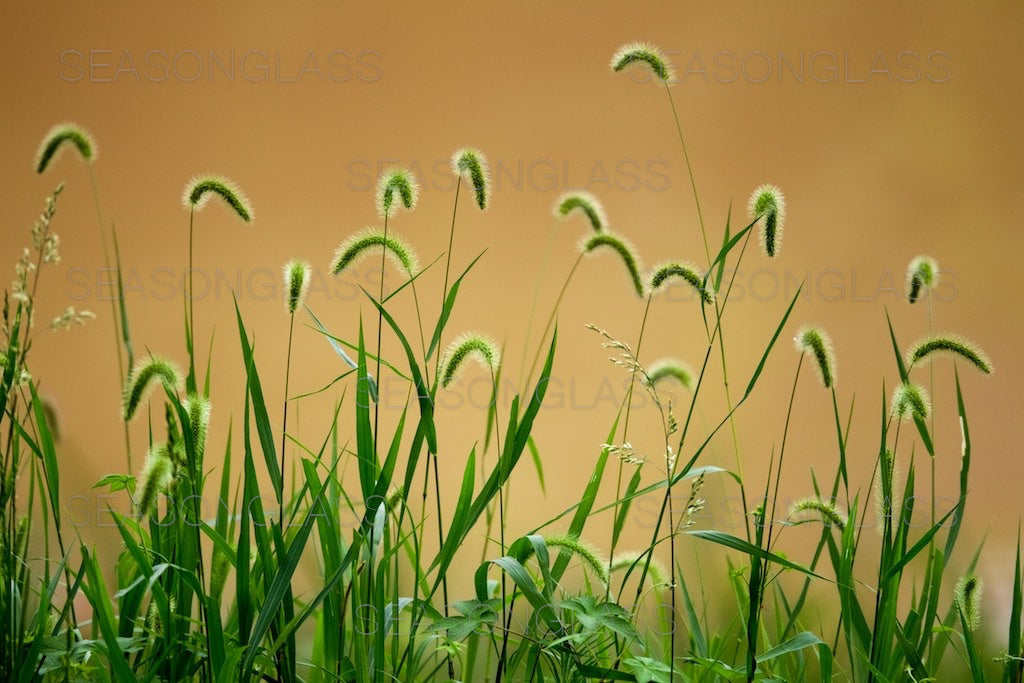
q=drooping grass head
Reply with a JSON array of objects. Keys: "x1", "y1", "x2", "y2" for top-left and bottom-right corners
[
  {"x1": 649, "y1": 261, "x2": 714, "y2": 304},
  {"x1": 788, "y1": 497, "x2": 848, "y2": 532},
  {"x1": 747, "y1": 184, "x2": 786, "y2": 258},
  {"x1": 35, "y1": 122, "x2": 96, "y2": 173},
  {"x1": 905, "y1": 255, "x2": 939, "y2": 304},
  {"x1": 440, "y1": 333, "x2": 501, "y2": 388},
  {"x1": 580, "y1": 232, "x2": 645, "y2": 297},
  {"x1": 182, "y1": 175, "x2": 253, "y2": 222},
  {"x1": 906, "y1": 334, "x2": 993, "y2": 374},
  {"x1": 890, "y1": 382, "x2": 931, "y2": 421},
  {"x1": 330, "y1": 229, "x2": 418, "y2": 277},
  {"x1": 123, "y1": 356, "x2": 183, "y2": 421},
  {"x1": 135, "y1": 443, "x2": 174, "y2": 517},
  {"x1": 644, "y1": 358, "x2": 694, "y2": 391},
  {"x1": 794, "y1": 325, "x2": 836, "y2": 388},
  {"x1": 283, "y1": 259, "x2": 312, "y2": 314},
  {"x1": 376, "y1": 167, "x2": 420, "y2": 219},
  {"x1": 451, "y1": 148, "x2": 491, "y2": 210},
  {"x1": 610, "y1": 42, "x2": 675, "y2": 83},
  {"x1": 554, "y1": 191, "x2": 606, "y2": 232}
]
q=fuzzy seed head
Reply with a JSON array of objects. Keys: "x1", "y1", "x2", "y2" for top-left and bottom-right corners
[
  {"x1": 905, "y1": 255, "x2": 939, "y2": 304},
  {"x1": 580, "y1": 232, "x2": 645, "y2": 297},
  {"x1": 330, "y1": 229, "x2": 419, "y2": 276},
  {"x1": 644, "y1": 358, "x2": 694, "y2": 391},
  {"x1": 542, "y1": 534, "x2": 610, "y2": 588},
  {"x1": 283, "y1": 259, "x2": 312, "y2": 314},
  {"x1": 907, "y1": 334, "x2": 993, "y2": 375},
  {"x1": 182, "y1": 175, "x2": 253, "y2": 222},
  {"x1": 794, "y1": 325, "x2": 836, "y2": 388},
  {"x1": 35, "y1": 122, "x2": 96, "y2": 173},
  {"x1": 747, "y1": 184, "x2": 786, "y2": 258},
  {"x1": 955, "y1": 573, "x2": 982, "y2": 632},
  {"x1": 554, "y1": 191, "x2": 606, "y2": 232},
  {"x1": 184, "y1": 393, "x2": 211, "y2": 463},
  {"x1": 440, "y1": 333, "x2": 501, "y2": 388},
  {"x1": 788, "y1": 497, "x2": 848, "y2": 532},
  {"x1": 123, "y1": 356, "x2": 183, "y2": 421},
  {"x1": 610, "y1": 42, "x2": 675, "y2": 82},
  {"x1": 609, "y1": 551, "x2": 670, "y2": 590},
  {"x1": 136, "y1": 444, "x2": 174, "y2": 517},
  {"x1": 451, "y1": 148, "x2": 491, "y2": 210},
  {"x1": 649, "y1": 261, "x2": 714, "y2": 303},
  {"x1": 376, "y1": 167, "x2": 420, "y2": 218},
  {"x1": 890, "y1": 382, "x2": 931, "y2": 422}
]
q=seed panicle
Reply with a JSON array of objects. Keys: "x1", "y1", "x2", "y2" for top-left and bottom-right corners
[
  {"x1": 182, "y1": 175, "x2": 253, "y2": 222},
  {"x1": 35, "y1": 122, "x2": 96, "y2": 173}
]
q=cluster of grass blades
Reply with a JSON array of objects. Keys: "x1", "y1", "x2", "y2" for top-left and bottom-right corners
[{"x1": 1, "y1": 40, "x2": 1019, "y2": 683}]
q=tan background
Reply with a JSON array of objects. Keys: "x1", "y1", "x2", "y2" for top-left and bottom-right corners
[{"x1": 2, "y1": 1, "x2": 1022, "y2": 630}]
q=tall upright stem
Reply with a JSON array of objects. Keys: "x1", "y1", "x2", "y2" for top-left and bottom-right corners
[
  {"x1": 88, "y1": 167, "x2": 132, "y2": 470},
  {"x1": 279, "y1": 313, "x2": 296, "y2": 525}
]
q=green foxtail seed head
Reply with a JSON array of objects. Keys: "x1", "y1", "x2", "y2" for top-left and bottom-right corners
[
  {"x1": 283, "y1": 259, "x2": 312, "y2": 314},
  {"x1": 440, "y1": 333, "x2": 501, "y2": 388},
  {"x1": 954, "y1": 573, "x2": 982, "y2": 632},
  {"x1": 610, "y1": 42, "x2": 675, "y2": 83},
  {"x1": 184, "y1": 393, "x2": 211, "y2": 463},
  {"x1": 907, "y1": 334, "x2": 993, "y2": 374},
  {"x1": 182, "y1": 175, "x2": 253, "y2": 222},
  {"x1": 905, "y1": 255, "x2": 939, "y2": 304},
  {"x1": 330, "y1": 229, "x2": 418, "y2": 276},
  {"x1": 610, "y1": 551, "x2": 670, "y2": 590},
  {"x1": 788, "y1": 497, "x2": 848, "y2": 532},
  {"x1": 123, "y1": 356, "x2": 182, "y2": 421},
  {"x1": 451, "y1": 148, "x2": 491, "y2": 210},
  {"x1": 644, "y1": 358, "x2": 693, "y2": 391},
  {"x1": 541, "y1": 534, "x2": 610, "y2": 588},
  {"x1": 135, "y1": 444, "x2": 174, "y2": 517},
  {"x1": 376, "y1": 167, "x2": 420, "y2": 218},
  {"x1": 649, "y1": 261, "x2": 714, "y2": 303},
  {"x1": 554, "y1": 191, "x2": 606, "y2": 232},
  {"x1": 35, "y1": 122, "x2": 95, "y2": 173},
  {"x1": 747, "y1": 184, "x2": 786, "y2": 258},
  {"x1": 890, "y1": 382, "x2": 931, "y2": 422},
  {"x1": 794, "y1": 325, "x2": 836, "y2": 388},
  {"x1": 580, "y1": 232, "x2": 645, "y2": 297}
]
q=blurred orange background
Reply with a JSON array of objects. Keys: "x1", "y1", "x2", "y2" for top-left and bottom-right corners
[{"x1": 2, "y1": 0, "x2": 1022, "y2": 633}]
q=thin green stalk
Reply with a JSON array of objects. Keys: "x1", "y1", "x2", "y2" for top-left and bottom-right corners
[
  {"x1": 373, "y1": 213, "x2": 389, "y2": 456},
  {"x1": 522, "y1": 253, "x2": 584, "y2": 397},
  {"x1": 87, "y1": 166, "x2": 132, "y2": 470},
  {"x1": 518, "y1": 220, "x2": 560, "y2": 392},
  {"x1": 665, "y1": 81, "x2": 751, "y2": 541},
  {"x1": 609, "y1": 294, "x2": 653, "y2": 594},
  {"x1": 279, "y1": 313, "x2": 296, "y2": 525}
]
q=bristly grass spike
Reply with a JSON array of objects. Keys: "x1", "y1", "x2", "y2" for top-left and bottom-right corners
[
  {"x1": 376, "y1": 167, "x2": 420, "y2": 218},
  {"x1": 440, "y1": 333, "x2": 501, "y2": 388},
  {"x1": 906, "y1": 334, "x2": 993, "y2": 374},
  {"x1": 283, "y1": 259, "x2": 312, "y2": 314},
  {"x1": 35, "y1": 122, "x2": 96, "y2": 173},
  {"x1": 182, "y1": 175, "x2": 253, "y2": 222},
  {"x1": 748, "y1": 184, "x2": 786, "y2": 258},
  {"x1": 580, "y1": 232, "x2": 645, "y2": 297},
  {"x1": 905, "y1": 255, "x2": 939, "y2": 304},
  {"x1": 610, "y1": 42, "x2": 675, "y2": 83},
  {"x1": 330, "y1": 229, "x2": 419, "y2": 276},
  {"x1": 451, "y1": 148, "x2": 491, "y2": 210},
  {"x1": 794, "y1": 325, "x2": 836, "y2": 388},
  {"x1": 123, "y1": 356, "x2": 183, "y2": 421},
  {"x1": 554, "y1": 191, "x2": 607, "y2": 232},
  {"x1": 649, "y1": 261, "x2": 714, "y2": 303}
]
